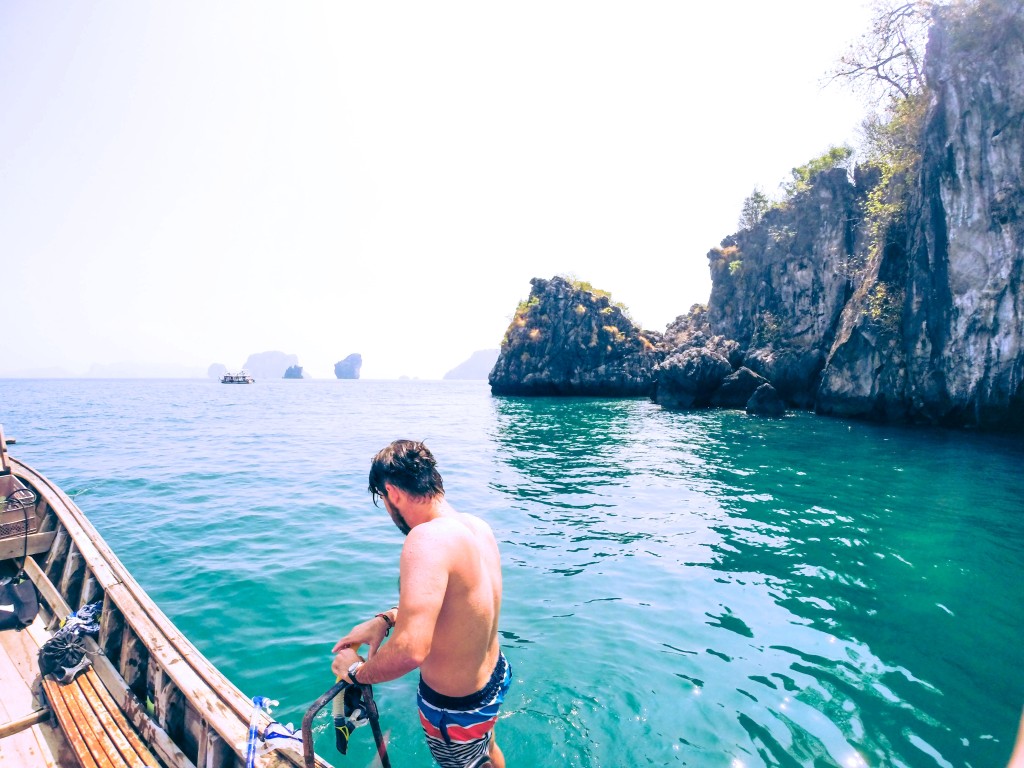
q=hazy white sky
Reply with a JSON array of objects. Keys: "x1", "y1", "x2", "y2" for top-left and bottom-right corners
[{"x1": 1, "y1": 1, "x2": 873, "y2": 379}]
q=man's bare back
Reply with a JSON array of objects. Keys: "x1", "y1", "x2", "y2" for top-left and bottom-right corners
[{"x1": 409, "y1": 511, "x2": 502, "y2": 696}]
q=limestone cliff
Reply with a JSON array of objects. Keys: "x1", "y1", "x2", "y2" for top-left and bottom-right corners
[
  {"x1": 656, "y1": 0, "x2": 1024, "y2": 428},
  {"x1": 490, "y1": 277, "x2": 661, "y2": 396},
  {"x1": 698, "y1": 167, "x2": 867, "y2": 408},
  {"x1": 818, "y1": 1, "x2": 1024, "y2": 428}
]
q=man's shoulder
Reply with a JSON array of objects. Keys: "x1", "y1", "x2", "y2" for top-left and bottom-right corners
[{"x1": 407, "y1": 513, "x2": 492, "y2": 546}]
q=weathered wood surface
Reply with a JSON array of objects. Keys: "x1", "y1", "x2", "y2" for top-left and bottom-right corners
[
  {"x1": 0, "y1": 531, "x2": 57, "y2": 560},
  {"x1": 0, "y1": 708, "x2": 49, "y2": 739},
  {"x1": 42, "y1": 669, "x2": 162, "y2": 768}
]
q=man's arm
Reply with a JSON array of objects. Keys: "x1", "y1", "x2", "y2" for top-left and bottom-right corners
[{"x1": 333, "y1": 525, "x2": 449, "y2": 684}]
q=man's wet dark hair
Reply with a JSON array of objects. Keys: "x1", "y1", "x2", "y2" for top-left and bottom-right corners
[{"x1": 368, "y1": 440, "x2": 445, "y2": 506}]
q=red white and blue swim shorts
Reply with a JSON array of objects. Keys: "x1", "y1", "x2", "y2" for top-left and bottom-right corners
[{"x1": 417, "y1": 652, "x2": 512, "y2": 768}]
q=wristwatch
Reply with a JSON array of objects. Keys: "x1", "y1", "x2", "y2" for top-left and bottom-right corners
[{"x1": 348, "y1": 661, "x2": 365, "y2": 685}]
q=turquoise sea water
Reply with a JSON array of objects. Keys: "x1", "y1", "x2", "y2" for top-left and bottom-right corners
[{"x1": 2, "y1": 379, "x2": 1022, "y2": 768}]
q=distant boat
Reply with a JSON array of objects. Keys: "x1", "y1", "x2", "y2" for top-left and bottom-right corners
[{"x1": 221, "y1": 370, "x2": 255, "y2": 384}]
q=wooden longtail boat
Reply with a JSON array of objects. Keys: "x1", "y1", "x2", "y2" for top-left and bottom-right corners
[{"x1": 0, "y1": 426, "x2": 332, "y2": 768}]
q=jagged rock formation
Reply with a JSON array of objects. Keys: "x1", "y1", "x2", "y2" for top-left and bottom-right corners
[
  {"x1": 444, "y1": 350, "x2": 500, "y2": 380},
  {"x1": 335, "y1": 354, "x2": 362, "y2": 380},
  {"x1": 283, "y1": 365, "x2": 304, "y2": 379},
  {"x1": 490, "y1": 277, "x2": 661, "y2": 396},
  {"x1": 699, "y1": 166, "x2": 865, "y2": 409}
]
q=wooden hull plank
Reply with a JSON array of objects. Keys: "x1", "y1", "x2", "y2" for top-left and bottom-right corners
[{"x1": 0, "y1": 615, "x2": 63, "y2": 766}]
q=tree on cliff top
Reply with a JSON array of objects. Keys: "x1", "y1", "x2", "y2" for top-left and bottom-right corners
[
  {"x1": 738, "y1": 188, "x2": 772, "y2": 230},
  {"x1": 829, "y1": 0, "x2": 935, "y2": 105},
  {"x1": 828, "y1": 1, "x2": 940, "y2": 258}
]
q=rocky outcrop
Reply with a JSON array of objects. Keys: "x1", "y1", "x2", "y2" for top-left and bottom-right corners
[
  {"x1": 490, "y1": 277, "x2": 661, "y2": 396},
  {"x1": 283, "y1": 365, "x2": 304, "y2": 379},
  {"x1": 335, "y1": 354, "x2": 362, "y2": 380},
  {"x1": 708, "y1": 167, "x2": 861, "y2": 357},
  {"x1": 444, "y1": 350, "x2": 500, "y2": 380},
  {"x1": 649, "y1": 168, "x2": 864, "y2": 414}
]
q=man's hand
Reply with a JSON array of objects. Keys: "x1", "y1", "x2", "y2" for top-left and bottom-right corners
[
  {"x1": 331, "y1": 646, "x2": 363, "y2": 682},
  {"x1": 332, "y1": 615, "x2": 390, "y2": 657}
]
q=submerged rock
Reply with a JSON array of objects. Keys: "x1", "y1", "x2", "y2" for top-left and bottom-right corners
[
  {"x1": 746, "y1": 383, "x2": 785, "y2": 417},
  {"x1": 711, "y1": 366, "x2": 769, "y2": 409},
  {"x1": 653, "y1": 347, "x2": 732, "y2": 410}
]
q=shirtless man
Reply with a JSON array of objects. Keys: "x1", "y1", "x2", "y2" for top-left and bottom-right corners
[{"x1": 332, "y1": 440, "x2": 511, "y2": 768}]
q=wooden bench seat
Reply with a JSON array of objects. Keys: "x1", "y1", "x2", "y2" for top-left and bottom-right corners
[
  {"x1": 16, "y1": 554, "x2": 167, "y2": 768},
  {"x1": 41, "y1": 668, "x2": 160, "y2": 768}
]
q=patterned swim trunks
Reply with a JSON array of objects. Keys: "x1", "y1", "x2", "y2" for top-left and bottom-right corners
[{"x1": 417, "y1": 652, "x2": 512, "y2": 768}]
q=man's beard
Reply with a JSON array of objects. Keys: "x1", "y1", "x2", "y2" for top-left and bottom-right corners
[{"x1": 385, "y1": 498, "x2": 411, "y2": 535}]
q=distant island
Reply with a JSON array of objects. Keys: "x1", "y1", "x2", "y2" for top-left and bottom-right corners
[
  {"x1": 335, "y1": 354, "x2": 362, "y2": 379},
  {"x1": 444, "y1": 350, "x2": 499, "y2": 380},
  {"x1": 283, "y1": 365, "x2": 304, "y2": 379}
]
